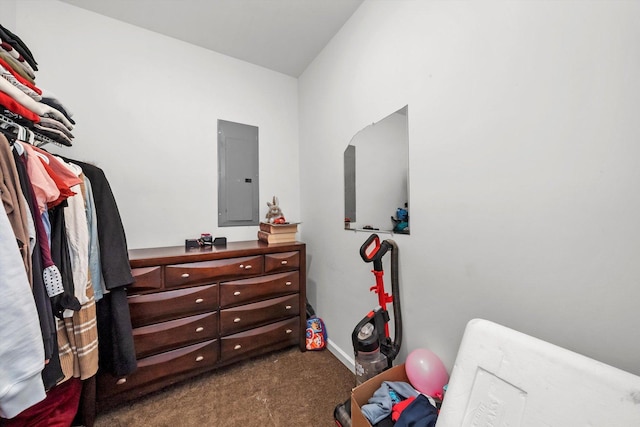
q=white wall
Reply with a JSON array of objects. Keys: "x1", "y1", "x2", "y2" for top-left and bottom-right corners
[
  {"x1": 299, "y1": 0, "x2": 640, "y2": 376},
  {"x1": 13, "y1": 0, "x2": 300, "y2": 249},
  {"x1": 7, "y1": 0, "x2": 640, "y2": 377},
  {"x1": 0, "y1": 1, "x2": 17, "y2": 28}
]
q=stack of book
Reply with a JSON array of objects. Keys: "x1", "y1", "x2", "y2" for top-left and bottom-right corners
[{"x1": 257, "y1": 222, "x2": 299, "y2": 243}]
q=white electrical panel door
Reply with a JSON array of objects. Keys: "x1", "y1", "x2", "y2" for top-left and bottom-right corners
[{"x1": 218, "y1": 120, "x2": 259, "y2": 227}]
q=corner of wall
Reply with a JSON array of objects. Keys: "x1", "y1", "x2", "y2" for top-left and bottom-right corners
[{"x1": 327, "y1": 338, "x2": 355, "y2": 373}]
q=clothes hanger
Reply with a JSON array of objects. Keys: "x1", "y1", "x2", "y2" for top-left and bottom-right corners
[
  {"x1": 13, "y1": 139, "x2": 24, "y2": 155},
  {"x1": 0, "y1": 114, "x2": 24, "y2": 141},
  {"x1": 34, "y1": 131, "x2": 62, "y2": 148},
  {"x1": 0, "y1": 125, "x2": 17, "y2": 145},
  {"x1": 0, "y1": 115, "x2": 20, "y2": 145},
  {"x1": 33, "y1": 150, "x2": 49, "y2": 163},
  {"x1": 25, "y1": 127, "x2": 35, "y2": 144},
  {"x1": 0, "y1": 117, "x2": 26, "y2": 154},
  {"x1": 1, "y1": 113, "x2": 66, "y2": 148},
  {"x1": 18, "y1": 122, "x2": 26, "y2": 141}
]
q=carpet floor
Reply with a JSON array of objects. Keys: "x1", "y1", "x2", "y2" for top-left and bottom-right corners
[{"x1": 93, "y1": 347, "x2": 354, "y2": 427}]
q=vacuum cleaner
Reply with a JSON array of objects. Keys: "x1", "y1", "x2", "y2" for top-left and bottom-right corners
[{"x1": 334, "y1": 234, "x2": 403, "y2": 427}]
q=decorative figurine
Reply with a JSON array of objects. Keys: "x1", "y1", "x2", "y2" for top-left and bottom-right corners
[{"x1": 265, "y1": 196, "x2": 286, "y2": 224}]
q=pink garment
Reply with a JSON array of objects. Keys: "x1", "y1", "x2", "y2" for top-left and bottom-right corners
[
  {"x1": 21, "y1": 142, "x2": 59, "y2": 214},
  {"x1": 38, "y1": 158, "x2": 76, "y2": 209},
  {"x1": 32, "y1": 146, "x2": 82, "y2": 188}
]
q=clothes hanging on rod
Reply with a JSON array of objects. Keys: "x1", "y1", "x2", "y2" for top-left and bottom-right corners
[
  {"x1": 61, "y1": 158, "x2": 137, "y2": 377},
  {"x1": 10, "y1": 143, "x2": 64, "y2": 390},
  {"x1": 1, "y1": 132, "x2": 137, "y2": 424},
  {"x1": 0, "y1": 23, "x2": 135, "y2": 426},
  {"x1": 1, "y1": 130, "x2": 94, "y2": 384},
  {"x1": 0, "y1": 188, "x2": 47, "y2": 419}
]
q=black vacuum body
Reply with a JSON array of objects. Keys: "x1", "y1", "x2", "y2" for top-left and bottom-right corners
[{"x1": 334, "y1": 234, "x2": 402, "y2": 426}]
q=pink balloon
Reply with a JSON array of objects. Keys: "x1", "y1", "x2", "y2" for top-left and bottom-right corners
[{"x1": 405, "y1": 348, "x2": 449, "y2": 396}]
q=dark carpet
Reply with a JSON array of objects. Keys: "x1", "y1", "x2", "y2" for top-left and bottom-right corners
[{"x1": 94, "y1": 347, "x2": 354, "y2": 426}]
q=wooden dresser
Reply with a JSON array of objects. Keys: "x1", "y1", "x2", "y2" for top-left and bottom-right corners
[{"x1": 94, "y1": 240, "x2": 306, "y2": 413}]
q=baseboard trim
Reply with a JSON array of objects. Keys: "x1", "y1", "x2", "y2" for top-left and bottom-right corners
[{"x1": 327, "y1": 338, "x2": 355, "y2": 373}]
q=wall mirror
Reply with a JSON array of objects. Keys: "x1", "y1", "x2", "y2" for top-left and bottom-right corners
[{"x1": 344, "y1": 105, "x2": 409, "y2": 234}]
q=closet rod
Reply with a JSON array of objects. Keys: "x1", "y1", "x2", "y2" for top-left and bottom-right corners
[{"x1": 0, "y1": 113, "x2": 66, "y2": 147}]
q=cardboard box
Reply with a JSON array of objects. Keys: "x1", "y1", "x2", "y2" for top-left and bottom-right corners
[{"x1": 351, "y1": 364, "x2": 409, "y2": 427}]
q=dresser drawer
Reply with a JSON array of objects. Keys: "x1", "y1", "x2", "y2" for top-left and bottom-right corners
[
  {"x1": 97, "y1": 340, "x2": 219, "y2": 399},
  {"x1": 128, "y1": 284, "x2": 218, "y2": 327},
  {"x1": 219, "y1": 271, "x2": 299, "y2": 306},
  {"x1": 165, "y1": 256, "x2": 263, "y2": 288},
  {"x1": 264, "y1": 251, "x2": 299, "y2": 273},
  {"x1": 129, "y1": 266, "x2": 162, "y2": 292},
  {"x1": 220, "y1": 294, "x2": 299, "y2": 335},
  {"x1": 133, "y1": 312, "x2": 218, "y2": 358},
  {"x1": 220, "y1": 317, "x2": 299, "y2": 362}
]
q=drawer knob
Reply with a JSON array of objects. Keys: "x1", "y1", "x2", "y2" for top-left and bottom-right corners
[
  {"x1": 285, "y1": 329, "x2": 293, "y2": 334},
  {"x1": 285, "y1": 305, "x2": 292, "y2": 310},
  {"x1": 234, "y1": 344, "x2": 242, "y2": 350},
  {"x1": 195, "y1": 326, "x2": 204, "y2": 332},
  {"x1": 285, "y1": 281, "x2": 292, "y2": 286},
  {"x1": 244, "y1": 265, "x2": 252, "y2": 270},
  {"x1": 195, "y1": 298, "x2": 204, "y2": 304},
  {"x1": 233, "y1": 318, "x2": 241, "y2": 323},
  {"x1": 116, "y1": 378, "x2": 127, "y2": 385},
  {"x1": 281, "y1": 260, "x2": 288, "y2": 265},
  {"x1": 195, "y1": 356, "x2": 204, "y2": 362},
  {"x1": 233, "y1": 291, "x2": 241, "y2": 296},
  {"x1": 181, "y1": 273, "x2": 190, "y2": 278}
]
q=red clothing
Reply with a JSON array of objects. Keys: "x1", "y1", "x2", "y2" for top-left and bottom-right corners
[
  {"x1": 1, "y1": 378, "x2": 82, "y2": 427},
  {"x1": 38, "y1": 158, "x2": 76, "y2": 209},
  {"x1": 0, "y1": 56, "x2": 41, "y2": 94},
  {"x1": 33, "y1": 146, "x2": 82, "y2": 188},
  {"x1": 0, "y1": 91, "x2": 39, "y2": 123},
  {"x1": 392, "y1": 396, "x2": 417, "y2": 421}
]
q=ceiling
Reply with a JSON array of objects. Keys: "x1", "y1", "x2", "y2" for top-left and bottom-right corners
[{"x1": 59, "y1": 0, "x2": 364, "y2": 77}]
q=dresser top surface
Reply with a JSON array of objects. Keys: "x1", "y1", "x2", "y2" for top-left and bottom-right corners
[{"x1": 129, "y1": 240, "x2": 304, "y2": 267}]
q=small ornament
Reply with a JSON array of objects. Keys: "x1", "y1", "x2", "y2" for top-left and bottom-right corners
[{"x1": 265, "y1": 196, "x2": 286, "y2": 224}]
